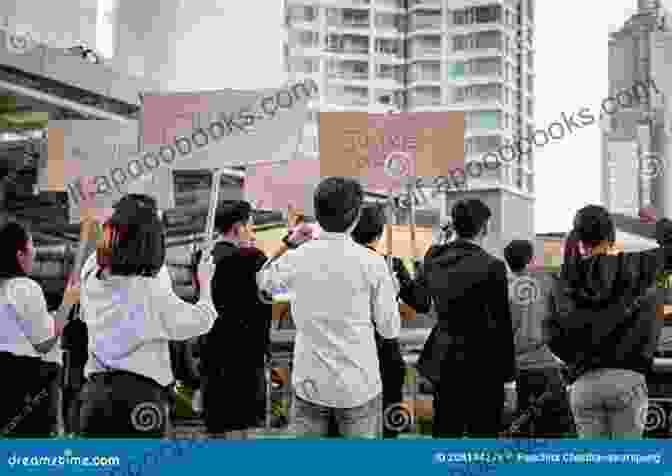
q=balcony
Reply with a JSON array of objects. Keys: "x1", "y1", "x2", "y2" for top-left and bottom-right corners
[
  {"x1": 327, "y1": 70, "x2": 370, "y2": 81},
  {"x1": 375, "y1": 0, "x2": 405, "y2": 11},
  {"x1": 408, "y1": 93, "x2": 442, "y2": 107},
  {"x1": 409, "y1": 70, "x2": 441, "y2": 83},
  {"x1": 411, "y1": 46, "x2": 441, "y2": 59},
  {"x1": 408, "y1": 0, "x2": 442, "y2": 8},
  {"x1": 409, "y1": 12, "x2": 442, "y2": 31}
]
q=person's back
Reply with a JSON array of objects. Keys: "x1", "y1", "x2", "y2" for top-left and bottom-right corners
[
  {"x1": 257, "y1": 177, "x2": 400, "y2": 438},
  {"x1": 504, "y1": 240, "x2": 572, "y2": 437},
  {"x1": 546, "y1": 205, "x2": 672, "y2": 439},
  {"x1": 421, "y1": 199, "x2": 515, "y2": 438}
]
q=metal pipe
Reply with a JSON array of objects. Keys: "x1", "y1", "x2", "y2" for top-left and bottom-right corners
[{"x1": 0, "y1": 78, "x2": 134, "y2": 123}]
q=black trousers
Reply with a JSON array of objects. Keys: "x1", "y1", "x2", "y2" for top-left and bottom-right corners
[
  {"x1": 514, "y1": 367, "x2": 574, "y2": 438},
  {"x1": 433, "y1": 370, "x2": 505, "y2": 438},
  {"x1": 78, "y1": 371, "x2": 170, "y2": 438},
  {"x1": 0, "y1": 352, "x2": 60, "y2": 437}
]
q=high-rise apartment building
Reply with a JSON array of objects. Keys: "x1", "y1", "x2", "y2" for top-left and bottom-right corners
[
  {"x1": 602, "y1": 0, "x2": 672, "y2": 219},
  {"x1": 283, "y1": 0, "x2": 535, "y2": 255}
]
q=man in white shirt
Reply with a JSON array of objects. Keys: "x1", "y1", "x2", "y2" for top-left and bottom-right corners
[{"x1": 257, "y1": 177, "x2": 400, "y2": 438}]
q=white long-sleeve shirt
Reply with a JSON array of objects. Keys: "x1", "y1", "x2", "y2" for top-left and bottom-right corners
[
  {"x1": 80, "y1": 253, "x2": 217, "y2": 386},
  {"x1": 257, "y1": 232, "x2": 400, "y2": 408}
]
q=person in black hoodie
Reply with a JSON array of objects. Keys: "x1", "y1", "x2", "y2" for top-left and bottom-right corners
[
  {"x1": 421, "y1": 199, "x2": 516, "y2": 438},
  {"x1": 547, "y1": 205, "x2": 672, "y2": 439},
  {"x1": 350, "y1": 204, "x2": 431, "y2": 438},
  {"x1": 199, "y1": 200, "x2": 272, "y2": 439}
]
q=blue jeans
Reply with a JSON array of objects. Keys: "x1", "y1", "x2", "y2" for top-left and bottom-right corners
[
  {"x1": 291, "y1": 394, "x2": 382, "y2": 438},
  {"x1": 569, "y1": 368, "x2": 648, "y2": 439}
]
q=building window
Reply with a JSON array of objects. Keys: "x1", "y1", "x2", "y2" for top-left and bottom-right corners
[
  {"x1": 472, "y1": 111, "x2": 500, "y2": 129},
  {"x1": 447, "y1": 62, "x2": 465, "y2": 80},
  {"x1": 527, "y1": 74, "x2": 533, "y2": 93},
  {"x1": 527, "y1": 99, "x2": 533, "y2": 115},
  {"x1": 453, "y1": 35, "x2": 468, "y2": 51}
]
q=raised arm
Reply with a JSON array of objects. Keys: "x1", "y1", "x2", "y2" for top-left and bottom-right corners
[
  {"x1": 155, "y1": 258, "x2": 218, "y2": 341},
  {"x1": 371, "y1": 259, "x2": 401, "y2": 340}
]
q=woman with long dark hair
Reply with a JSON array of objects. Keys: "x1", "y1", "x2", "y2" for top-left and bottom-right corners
[
  {"x1": 78, "y1": 195, "x2": 218, "y2": 437},
  {"x1": 548, "y1": 205, "x2": 672, "y2": 438},
  {"x1": 0, "y1": 222, "x2": 78, "y2": 437}
]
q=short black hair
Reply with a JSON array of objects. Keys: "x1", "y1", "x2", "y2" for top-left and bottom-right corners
[
  {"x1": 451, "y1": 199, "x2": 491, "y2": 240},
  {"x1": 114, "y1": 194, "x2": 157, "y2": 212},
  {"x1": 352, "y1": 204, "x2": 385, "y2": 246},
  {"x1": 97, "y1": 202, "x2": 165, "y2": 277},
  {"x1": 0, "y1": 222, "x2": 30, "y2": 279},
  {"x1": 214, "y1": 200, "x2": 252, "y2": 235},
  {"x1": 504, "y1": 240, "x2": 534, "y2": 273},
  {"x1": 572, "y1": 205, "x2": 615, "y2": 248},
  {"x1": 314, "y1": 177, "x2": 363, "y2": 232}
]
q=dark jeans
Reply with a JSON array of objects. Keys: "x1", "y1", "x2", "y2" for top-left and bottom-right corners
[
  {"x1": 433, "y1": 371, "x2": 504, "y2": 438},
  {"x1": 78, "y1": 371, "x2": 170, "y2": 438},
  {"x1": 377, "y1": 336, "x2": 406, "y2": 439},
  {"x1": 515, "y1": 367, "x2": 574, "y2": 437}
]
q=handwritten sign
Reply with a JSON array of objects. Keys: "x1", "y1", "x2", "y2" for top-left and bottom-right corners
[
  {"x1": 42, "y1": 120, "x2": 173, "y2": 223},
  {"x1": 319, "y1": 111, "x2": 465, "y2": 192},
  {"x1": 141, "y1": 85, "x2": 312, "y2": 171},
  {"x1": 374, "y1": 225, "x2": 434, "y2": 258},
  {"x1": 244, "y1": 158, "x2": 320, "y2": 217}
]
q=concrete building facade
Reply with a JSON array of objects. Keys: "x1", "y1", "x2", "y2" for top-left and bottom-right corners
[{"x1": 283, "y1": 0, "x2": 535, "y2": 255}]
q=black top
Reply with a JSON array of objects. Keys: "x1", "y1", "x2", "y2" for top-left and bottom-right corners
[
  {"x1": 548, "y1": 219, "x2": 672, "y2": 380},
  {"x1": 201, "y1": 241, "x2": 272, "y2": 375},
  {"x1": 422, "y1": 239, "x2": 516, "y2": 383}
]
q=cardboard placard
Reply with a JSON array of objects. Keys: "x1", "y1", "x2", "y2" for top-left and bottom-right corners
[
  {"x1": 244, "y1": 158, "x2": 319, "y2": 217},
  {"x1": 374, "y1": 225, "x2": 434, "y2": 258},
  {"x1": 141, "y1": 86, "x2": 311, "y2": 171},
  {"x1": 319, "y1": 111, "x2": 465, "y2": 192},
  {"x1": 43, "y1": 120, "x2": 174, "y2": 223}
]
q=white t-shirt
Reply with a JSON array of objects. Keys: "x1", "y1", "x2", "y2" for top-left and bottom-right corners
[
  {"x1": 0, "y1": 277, "x2": 55, "y2": 358},
  {"x1": 80, "y1": 253, "x2": 217, "y2": 386}
]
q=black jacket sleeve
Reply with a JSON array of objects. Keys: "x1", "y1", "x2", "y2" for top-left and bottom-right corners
[
  {"x1": 491, "y1": 259, "x2": 516, "y2": 382},
  {"x1": 393, "y1": 257, "x2": 432, "y2": 313}
]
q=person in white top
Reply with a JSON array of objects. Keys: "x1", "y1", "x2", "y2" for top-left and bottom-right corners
[
  {"x1": 0, "y1": 221, "x2": 79, "y2": 437},
  {"x1": 78, "y1": 194, "x2": 217, "y2": 438},
  {"x1": 257, "y1": 177, "x2": 401, "y2": 438}
]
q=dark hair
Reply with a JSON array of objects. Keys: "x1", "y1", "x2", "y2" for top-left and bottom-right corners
[
  {"x1": 352, "y1": 204, "x2": 386, "y2": 246},
  {"x1": 504, "y1": 240, "x2": 534, "y2": 273},
  {"x1": 572, "y1": 205, "x2": 615, "y2": 248},
  {"x1": 0, "y1": 222, "x2": 30, "y2": 280},
  {"x1": 97, "y1": 202, "x2": 165, "y2": 277},
  {"x1": 451, "y1": 199, "x2": 491, "y2": 240},
  {"x1": 114, "y1": 194, "x2": 157, "y2": 212},
  {"x1": 314, "y1": 177, "x2": 363, "y2": 232},
  {"x1": 215, "y1": 200, "x2": 252, "y2": 235}
]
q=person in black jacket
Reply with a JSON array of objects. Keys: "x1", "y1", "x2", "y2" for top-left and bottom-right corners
[
  {"x1": 350, "y1": 204, "x2": 431, "y2": 438},
  {"x1": 200, "y1": 200, "x2": 272, "y2": 439},
  {"x1": 547, "y1": 205, "x2": 672, "y2": 439},
  {"x1": 422, "y1": 199, "x2": 516, "y2": 438}
]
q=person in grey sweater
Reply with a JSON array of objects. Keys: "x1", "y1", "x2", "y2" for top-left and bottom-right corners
[{"x1": 505, "y1": 240, "x2": 574, "y2": 437}]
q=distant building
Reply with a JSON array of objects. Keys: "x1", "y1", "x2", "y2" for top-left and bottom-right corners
[
  {"x1": 283, "y1": 0, "x2": 536, "y2": 256},
  {"x1": 602, "y1": 0, "x2": 672, "y2": 219}
]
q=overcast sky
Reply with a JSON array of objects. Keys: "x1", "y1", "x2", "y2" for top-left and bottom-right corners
[{"x1": 169, "y1": 1, "x2": 651, "y2": 233}]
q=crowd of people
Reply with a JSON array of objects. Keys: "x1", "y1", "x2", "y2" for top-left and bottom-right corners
[{"x1": 0, "y1": 177, "x2": 671, "y2": 440}]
